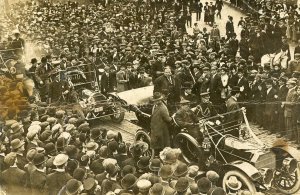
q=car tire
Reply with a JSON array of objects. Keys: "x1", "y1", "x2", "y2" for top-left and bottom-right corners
[
  {"x1": 135, "y1": 129, "x2": 154, "y2": 158},
  {"x1": 274, "y1": 165, "x2": 300, "y2": 194},
  {"x1": 110, "y1": 102, "x2": 125, "y2": 123},
  {"x1": 222, "y1": 170, "x2": 257, "y2": 193},
  {"x1": 174, "y1": 133, "x2": 202, "y2": 164}
]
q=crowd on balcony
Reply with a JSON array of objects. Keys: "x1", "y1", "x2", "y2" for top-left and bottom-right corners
[{"x1": 0, "y1": 0, "x2": 300, "y2": 194}]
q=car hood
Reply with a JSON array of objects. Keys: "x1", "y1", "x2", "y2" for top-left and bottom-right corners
[{"x1": 117, "y1": 86, "x2": 153, "y2": 105}]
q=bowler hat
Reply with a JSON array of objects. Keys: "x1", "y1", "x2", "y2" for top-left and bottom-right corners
[
  {"x1": 66, "y1": 179, "x2": 82, "y2": 195},
  {"x1": 197, "y1": 177, "x2": 212, "y2": 193},
  {"x1": 44, "y1": 143, "x2": 56, "y2": 155},
  {"x1": 149, "y1": 183, "x2": 165, "y2": 195},
  {"x1": 175, "y1": 177, "x2": 189, "y2": 192},
  {"x1": 137, "y1": 156, "x2": 151, "y2": 170},
  {"x1": 149, "y1": 158, "x2": 162, "y2": 172},
  {"x1": 121, "y1": 174, "x2": 137, "y2": 189},
  {"x1": 159, "y1": 165, "x2": 174, "y2": 179},
  {"x1": 121, "y1": 165, "x2": 136, "y2": 177},
  {"x1": 90, "y1": 128, "x2": 101, "y2": 139},
  {"x1": 174, "y1": 163, "x2": 188, "y2": 177},
  {"x1": 33, "y1": 153, "x2": 47, "y2": 166}
]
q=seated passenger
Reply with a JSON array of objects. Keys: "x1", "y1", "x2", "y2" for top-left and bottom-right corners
[
  {"x1": 194, "y1": 92, "x2": 218, "y2": 118},
  {"x1": 174, "y1": 99, "x2": 203, "y2": 144}
]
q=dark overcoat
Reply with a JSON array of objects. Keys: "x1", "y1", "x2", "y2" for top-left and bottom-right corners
[{"x1": 150, "y1": 103, "x2": 172, "y2": 149}]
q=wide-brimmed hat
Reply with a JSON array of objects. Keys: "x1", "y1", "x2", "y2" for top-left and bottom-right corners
[
  {"x1": 10, "y1": 123, "x2": 23, "y2": 134},
  {"x1": 151, "y1": 92, "x2": 164, "y2": 101},
  {"x1": 11, "y1": 139, "x2": 25, "y2": 150},
  {"x1": 225, "y1": 176, "x2": 242, "y2": 191},
  {"x1": 137, "y1": 179, "x2": 152, "y2": 192},
  {"x1": 53, "y1": 154, "x2": 69, "y2": 166},
  {"x1": 149, "y1": 158, "x2": 162, "y2": 172}
]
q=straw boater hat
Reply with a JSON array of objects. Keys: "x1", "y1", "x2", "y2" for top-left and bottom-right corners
[{"x1": 225, "y1": 176, "x2": 242, "y2": 191}]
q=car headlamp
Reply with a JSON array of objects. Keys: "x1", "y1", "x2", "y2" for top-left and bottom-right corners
[{"x1": 282, "y1": 157, "x2": 298, "y2": 174}]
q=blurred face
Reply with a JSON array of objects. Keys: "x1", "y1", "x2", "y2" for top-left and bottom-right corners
[
  {"x1": 287, "y1": 83, "x2": 295, "y2": 89},
  {"x1": 164, "y1": 68, "x2": 172, "y2": 77},
  {"x1": 297, "y1": 87, "x2": 300, "y2": 95}
]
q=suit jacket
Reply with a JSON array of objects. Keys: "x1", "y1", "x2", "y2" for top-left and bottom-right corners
[
  {"x1": 30, "y1": 169, "x2": 47, "y2": 195},
  {"x1": 0, "y1": 166, "x2": 26, "y2": 194},
  {"x1": 116, "y1": 70, "x2": 129, "y2": 92},
  {"x1": 226, "y1": 96, "x2": 242, "y2": 124},
  {"x1": 264, "y1": 87, "x2": 278, "y2": 115},
  {"x1": 237, "y1": 77, "x2": 250, "y2": 101},
  {"x1": 34, "y1": 63, "x2": 54, "y2": 83},
  {"x1": 209, "y1": 74, "x2": 222, "y2": 104},
  {"x1": 284, "y1": 87, "x2": 298, "y2": 117},
  {"x1": 46, "y1": 171, "x2": 72, "y2": 195},
  {"x1": 101, "y1": 72, "x2": 117, "y2": 94},
  {"x1": 226, "y1": 21, "x2": 234, "y2": 35},
  {"x1": 154, "y1": 75, "x2": 181, "y2": 103}
]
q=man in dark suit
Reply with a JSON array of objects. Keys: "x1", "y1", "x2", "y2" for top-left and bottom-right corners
[
  {"x1": 30, "y1": 153, "x2": 47, "y2": 195},
  {"x1": 46, "y1": 154, "x2": 72, "y2": 195},
  {"x1": 209, "y1": 66, "x2": 222, "y2": 112},
  {"x1": 237, "y1": 69, "x2": 250, "y2": 102},
  {"x1": 225, "y1": 86, "x2": 243, "y2": 137},
  {"x1": 276, "y1": 77, "x2": 289, "y2": 137},
  {"x1": 283, "y1": 79, "x2": 298, "y2": 141},
  {"x1": 150, "y1": 92, "x2": 172, "y2": 156},
  {"x1": 226, "y1": 16, "x2": 235, "y2": 39},
  {"x1": 154, "y1": 67, "x2": 181, "y2": 112},
  {"x1": 0, "y1": 152, "x2": 26, "y2": 195},
  {"x1": 101, "y1": 66, "x2": 117, "y2": 95},
  {"x1": 263, "y1": 79, "x2": 278, "y2": 133}
]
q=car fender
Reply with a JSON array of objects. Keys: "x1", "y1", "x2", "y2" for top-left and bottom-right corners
[
  {"x1": 107, "y1": 92, "x2": 127, "y2": 106},
  {"x1": 271, "y1": 146, "x2": 300, "y2": 162},
  {"x1": 223, "y1": 160, "x2": 261, "y2": 181}
]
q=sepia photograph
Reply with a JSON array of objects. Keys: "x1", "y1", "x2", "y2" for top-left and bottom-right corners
[{"x1": 0, "y1": 0, "x2": 300, "y2": 194}]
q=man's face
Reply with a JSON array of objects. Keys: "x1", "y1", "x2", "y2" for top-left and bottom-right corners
[
  {"x1": 266, "y1": 83, "x2": 272, "y2": 89},
  {"x1": 297, "y1": 87, "x2": 300, "y2": 95},
  {"x1": 201, "y1": 96, "x2": 210, "y2": 103},
  {"x1": 238, "y1": 72, "x2": 243, "y2": 78},
  {"x1": 164, "y1": 69, "x2": 172, "y2": 77},
  {"x1": 287, "y1": 83, "x2": 295, "y2": 89}
]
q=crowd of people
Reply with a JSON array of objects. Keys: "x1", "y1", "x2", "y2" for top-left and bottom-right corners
[{"x1": 0, "y1": 0, "x2": 300, "y2": 194}]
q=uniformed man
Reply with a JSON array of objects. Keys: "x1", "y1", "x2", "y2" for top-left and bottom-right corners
[
  {"x1": 194, "y1": 92, "x2": 218, "y2": 119},
  {"x1": 174, "y1": 99, "x2": 202, "y2": 143}
]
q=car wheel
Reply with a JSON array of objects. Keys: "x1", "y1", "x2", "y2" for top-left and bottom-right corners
[
  {"x1": 174, "y1": 133, "x2": 202, "y2": 164},
  {"x1": 110, "y1": 102, "x2": 125, "y2": 123},
  {"x1": 222, "y1": 170, "x2": 257, "y2": 193},
  {"x1": 135, "y1": 129, "x2": 154, "y2": 158},
  {"x1": 274, "y1": 164, "x2": 300, "y2": 194}
]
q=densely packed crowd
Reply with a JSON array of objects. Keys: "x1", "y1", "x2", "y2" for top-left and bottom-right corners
[{"x1": 0, "y1": 0, "x2": 300, "y2": 194}]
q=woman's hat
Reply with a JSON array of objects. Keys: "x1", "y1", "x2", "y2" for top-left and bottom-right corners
[{"x1": 225, "y1": 176, "x2": 242, "y2": 191}]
